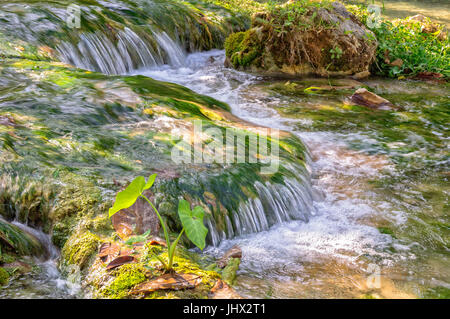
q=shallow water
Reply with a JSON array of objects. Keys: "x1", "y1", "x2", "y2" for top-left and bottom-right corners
[
  {"x1": 137, "y1": 50, "x2": 449, "y2": 299},
  {"x1": 0, "y1": 223, "x2": 81, "y2": 299}
]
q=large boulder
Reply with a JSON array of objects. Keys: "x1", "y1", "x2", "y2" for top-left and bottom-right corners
[{"x1": 225, "y1": 1, "x2": 377, "y2": 77}]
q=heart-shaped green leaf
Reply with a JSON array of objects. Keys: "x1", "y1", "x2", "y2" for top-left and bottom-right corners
[
  {"x1": 143, "y1": 174, "x2": 157, "y2": 191},
  {"x1": 178, "y1": 200, "x2": 208, "y2": 250},
  {"x1": 109, "y1": 176, "x2": 146, "y2": 217}
]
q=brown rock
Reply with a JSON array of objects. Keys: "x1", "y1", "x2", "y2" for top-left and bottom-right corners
[
  {"x1": 217, "y1": 245, "x2": 242, "y2": 268},
  {"x1": 350, "y1": 88, "x2": 394, "y2": 110}
]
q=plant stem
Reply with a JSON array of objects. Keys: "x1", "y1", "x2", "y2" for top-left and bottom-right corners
[
  {"x1": 140, "y1": 194, "x2": 171, "y2": 250},
  {"x1": 168, "y1": 229, "x2": 184, "y2": 270}
]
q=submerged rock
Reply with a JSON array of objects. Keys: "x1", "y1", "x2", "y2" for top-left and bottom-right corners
[
  {"x1": 350, "y1": 88, "x2": 394, "y2": 110},
  {"x1": 217, "y1": 245, "x2": 242, "y2": 268},
  {"x1": 225, "y1": 1, "x2": 377, "y2": 77}
]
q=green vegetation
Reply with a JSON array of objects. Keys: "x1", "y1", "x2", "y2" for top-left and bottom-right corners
[
  {"x1": 0, "y1": 219, "x2": 43, "y2": 256},
  {"x1": 0, "y1": 267, "x2": 9, "y2": 286},
  {"x1": 347, "y1": 4, "x2": 450, "y2": 78},
  {"x1": 109, "y1": 174, "x2": 208, "y2": 272}
]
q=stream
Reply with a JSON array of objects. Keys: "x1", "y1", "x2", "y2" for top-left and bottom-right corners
[
  {"x1": 135, "y1": 49, "x2": 449, "y2": 299},
  {"x1": 0, "y1": 0, "x2": 448, "y2": 299}
]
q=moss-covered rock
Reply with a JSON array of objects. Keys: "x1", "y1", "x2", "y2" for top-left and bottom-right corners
[
  {"x1": 225, "y1": 1, "x2": 377, "y2": 77},
  {"x1": 221, "y1": 257, "x2": 240, "y2": 285},
  {"x1": 61, "y1": 231, "x2": 101, "y2": 270},
  {"x1": 100, "y1": 263, "x2": 148, "y2": 299},
  {"x1": 85, "y1": 241, "x2": 224, "y2": 299},
  {"x1": 0, "y1": 0, "x2": 251, "y2": 74}
]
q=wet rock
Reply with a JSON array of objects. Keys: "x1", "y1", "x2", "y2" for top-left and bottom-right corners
[
  {"x1": 352, "y1": 71, "x2": 371, "y2": 80},
  {"x1": 350, "y1": 88, "x2": 394, "y2": 110},
  {"x1": 225, "y1": 1, "x2": 377, "y2": 77},
  {"x1": 217, "y1": 245, "x2": 242, "y2": 268}
]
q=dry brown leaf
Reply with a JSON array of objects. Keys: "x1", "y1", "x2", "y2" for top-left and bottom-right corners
[
  {"x1": 106, "y1": 255, "x2": 135, "y2": 270},
  {"x1": 98, "y1": 242, "x2": 121, "y2": 264},
  {"x1": 131, "y1": 273, "x2": 202, "y2": 295},
  {"x1": 111, "y1": 190, "x2": 160, "y2": 240}
]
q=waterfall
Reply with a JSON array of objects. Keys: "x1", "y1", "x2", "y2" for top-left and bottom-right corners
[
  {"x1": 11, "y1": 221, "x2": 59, "y2": 260},
  {"x1": 206, "y1": 175, "x2": 317, "y2": 247},
  {"x1": 56, "y1": 27, "x2": 186, "y2": 75}
]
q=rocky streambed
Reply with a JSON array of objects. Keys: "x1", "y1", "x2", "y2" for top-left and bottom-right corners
[{"x1": 0, "y1": 0, "x2": 449, "y2": 299}]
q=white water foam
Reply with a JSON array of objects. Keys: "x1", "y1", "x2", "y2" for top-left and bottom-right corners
[{"x1": 134, "y1": 51, "x2": 409, "y2": 290}]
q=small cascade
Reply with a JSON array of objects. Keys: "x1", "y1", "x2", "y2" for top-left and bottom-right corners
[
  {"x1": 0, "y1": 220, "x2": 81, "y2": 299},
  {"x1": 57, "y1": 28, "x2": 186, "y2": 75},
  {"x1": 206, "y1": 175, "x2": 317, "y2": 247},
  {"x1": 11, "y1": 221, "x2": 59, "y2": 260},
  {"x1": 153, "y1": 31, "x2": 186, "y2": 67}
]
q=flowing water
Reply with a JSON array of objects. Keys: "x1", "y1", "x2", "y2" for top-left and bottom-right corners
[
  {"x1": 135, "y1": 49, "x2": 449, "y2": 299},
  {"x1": 1, "y1": 0, "x2": 448, "y2": 299},
  {"x1": 0, "y1": 222, "x2": 81, "y2": 299}
]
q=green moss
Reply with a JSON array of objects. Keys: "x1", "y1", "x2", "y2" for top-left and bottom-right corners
[
  {"x1": 225, "y1": 30, "x2": 263, "y2": 68},
  {"x1": 61, "y1": 231, "x2": 100, "y2": 270},
  {"x1": 0, "y1": 267, "x2": 9, "y2": 286},
  {"x1": 222, "y1": 257, "x2": 240, "y2": 285},
  {"x1": 101, "y1": 264, "x2": 147, "y2": 299}
]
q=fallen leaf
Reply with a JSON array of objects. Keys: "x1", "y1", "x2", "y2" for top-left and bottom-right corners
[
  {"x1": 106, "y1": 255, "x2": 135, "y2": 270},
  {"x1": 131, "y1": 273, "x2": 202, "y2": 295},
  {"x1": 111, "y1": 191, "x2": 160, "y2": 240},
  {"x1": 413, "y1": 71, "x2": 444, "y2": 82},
  {"x1": 98, "y1": 242, "x2": 121, "y2": 264}
]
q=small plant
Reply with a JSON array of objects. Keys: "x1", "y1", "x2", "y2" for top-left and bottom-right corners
[
  {"x1": 330, "y1": 46, "x2": 343, "y2": 60},
  {"x1": 108, "y1": 174, "x2": 208, "y2": 272}
]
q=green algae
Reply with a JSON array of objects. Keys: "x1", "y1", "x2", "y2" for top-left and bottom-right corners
[{"x1": 0, "y1": 0, "x2": 250, "y2": 69}]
